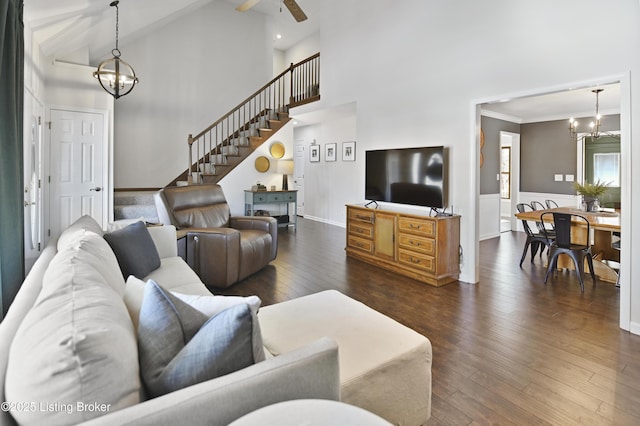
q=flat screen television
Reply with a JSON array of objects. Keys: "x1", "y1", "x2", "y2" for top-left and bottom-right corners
[{"x1": 365, "y1": 146, "x2": 447, "y2": 209}]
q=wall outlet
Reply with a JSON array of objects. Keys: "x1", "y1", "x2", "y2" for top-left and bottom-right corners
[
  {"x1": 565, "y1": 174, "x2": 574, "y2": 182},
  {"x1": 554, "y1": 174, "x2": 563, "y2": 182}
]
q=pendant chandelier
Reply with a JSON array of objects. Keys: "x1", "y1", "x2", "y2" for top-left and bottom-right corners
[
  {"x1": 569, "y1": 88, "x2": 604, "y2": 141},
  {"x1": 93, "y1": 1, "x2": 138, "y2": 99}
]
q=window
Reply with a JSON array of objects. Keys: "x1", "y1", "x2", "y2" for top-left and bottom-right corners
[
  {"x1": 593, "y1": 152, "x2": 620, "y2": 187},
  {"x1": 500, "y1": 146, "x2": 511, "y2": 199}
]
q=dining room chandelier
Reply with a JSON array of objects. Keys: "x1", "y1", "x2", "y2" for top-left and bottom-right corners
[
  {"x1": 569, "y1": 88, "x2": 604, "y2": 141},
  {"x1": 93, "y1": 1, "x2": 138, "y2": 99}
]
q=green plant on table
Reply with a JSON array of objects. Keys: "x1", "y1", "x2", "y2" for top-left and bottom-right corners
[{"x1": 573, "y1": 179, "x2": 610, "y2": 197}]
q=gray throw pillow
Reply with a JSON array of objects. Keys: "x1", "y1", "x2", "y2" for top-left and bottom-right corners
[
  {"x1": 104, "y1": 221, "x2": 161, "y2": 279},
  {"x1": 138, "y1": 280, "x2": 264, "y2": 397}
]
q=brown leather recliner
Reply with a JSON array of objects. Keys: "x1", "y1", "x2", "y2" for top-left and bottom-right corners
[{"x1": 154, "y1": 184, "x2": 278, "y2": 289}]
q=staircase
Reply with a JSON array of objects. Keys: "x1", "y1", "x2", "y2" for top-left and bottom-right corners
[
  {"x1": 168, "y1": 53, "x2": 320, "y2": 187},
  {"x1": 113, "y1": 190, "x2": 159, "y2": 223}
]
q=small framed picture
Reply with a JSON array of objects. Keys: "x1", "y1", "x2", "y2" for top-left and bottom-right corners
[
  {"x1": 309, "y1": 144, "x2": 320, "y2": 162},
  {"x1": 325, "y1": 143, "x2": 337, "y2": 162},
  {"x1": 342, "y1": 141, "x2": 356, "y2": 161}
]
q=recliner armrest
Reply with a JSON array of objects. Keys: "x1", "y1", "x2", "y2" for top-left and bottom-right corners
[
  {"x1": 230, "y1": 216, "x2": 278, "y2": 261},
  {"x1": 182, "y1": 228, "x2": 241, "y2": 289},
  {"x1": 230, "y1": 216, "x2": 275, "y2": 233}
]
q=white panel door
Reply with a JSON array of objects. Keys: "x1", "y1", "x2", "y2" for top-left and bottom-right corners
[
  {"x1": 294, "y1": 140, "x2": 305, "y2": 216},
  {"x1": 50, "y1": 109, "x2": 105, "y2": 238}
]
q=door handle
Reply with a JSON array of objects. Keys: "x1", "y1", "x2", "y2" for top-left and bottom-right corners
[
  {"x1": 24, "y1": 201, "x2": 36, "y2": 207},
  {"x1": 90, "y1": 187, "x2": 102, "y2": 192}
]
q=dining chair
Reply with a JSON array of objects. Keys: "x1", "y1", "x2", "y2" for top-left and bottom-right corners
[
  {"x1": 541, "y1": 212, "x2": 596, "y2": 292},
  {"x1": 612, "y1": 233, "x2": 621, "y2": 288},
  {"x1": 530, "y1": 200, "x2": 556, "y2": 239},
  {"x1": 516, "y1": 203, "x2": 555, "y2": 267},
  {"x1": 545, "y1": 199, "x2": 559, "y2": 209}
]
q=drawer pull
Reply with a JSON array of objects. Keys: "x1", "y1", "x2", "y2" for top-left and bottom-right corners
[
  {"x1": 409, "y1": 256, "x2": 422, "y2": 264},
  {"x1": 410, "y1": 240, "x2": 422, "y2": 247},
  {"x1": 409, "y1": 223, "x2": 421, "y2": 230}
]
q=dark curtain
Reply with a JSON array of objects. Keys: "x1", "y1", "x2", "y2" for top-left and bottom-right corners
[{"x1": 0, "y1": 0, "x2": 24, "y2": 318}]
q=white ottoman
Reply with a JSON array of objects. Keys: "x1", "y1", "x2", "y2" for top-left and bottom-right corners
[
  {"x1": 229, "y1": 399, "x2": 392, "y2": 426},
  {"x1": 259, "y1": 290, "x2": 432, "y2": 425}
]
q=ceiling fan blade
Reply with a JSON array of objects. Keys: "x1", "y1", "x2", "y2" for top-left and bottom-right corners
[
  {"x1": 283, "y1": 0, "x2": 308, "y2": 22},
  {"x1": 236, "y1": 0, "x2": 262, "y2": 12}
]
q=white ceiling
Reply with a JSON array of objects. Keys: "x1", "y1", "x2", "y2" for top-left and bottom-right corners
[
  {"x1": 23, "y1": 1, "x2": 621, "y2": 123},
  {"x1": 481, "y1": 82, "x2": 621, "y2": 124},
  {"x1": 23, "y1": 0, "x2": 320, "y2": 63}
]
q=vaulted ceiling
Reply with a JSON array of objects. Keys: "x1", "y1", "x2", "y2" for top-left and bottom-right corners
[
  {"x1": 24, "y1": 0, "x2": 319, "y2": 64},
  {"x1": 23, "y1": 0, "x2": 621, "y2": 123}
]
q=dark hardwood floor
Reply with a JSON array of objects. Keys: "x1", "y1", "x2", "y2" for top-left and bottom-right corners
[{"x1": 218, "y1": 218, "x2": 640, "y2": 425}]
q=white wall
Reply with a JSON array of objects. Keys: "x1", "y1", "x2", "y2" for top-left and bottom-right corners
[
  {"x1": 220, "y1": 122, "x2": 295, "y2": 217},
  {"x1": 284, "y1": 32, "x2": 320, "y2": 67},
  {"x1": 112, "y1": 1, "x2": 273, "y2": 188},
  {"x1": 286, "y1": 0, "x2": 639, "y2": 324},
  {"x1": 292, "y1": 104, "x2": 357, "y2": 226}
]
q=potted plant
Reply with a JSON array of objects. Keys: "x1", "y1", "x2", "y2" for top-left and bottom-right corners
[{"x1": 573, "y1": 179, "x2": 610, "y2": 211}]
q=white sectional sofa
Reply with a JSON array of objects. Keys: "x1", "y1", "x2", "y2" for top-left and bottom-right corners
[{"x1": 0, "y1": 216, "x2": 431, "y2": 426}]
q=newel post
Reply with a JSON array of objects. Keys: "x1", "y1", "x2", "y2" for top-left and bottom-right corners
[{"x1": 289, "y1": 62, "x2": 295, "y2": 105}]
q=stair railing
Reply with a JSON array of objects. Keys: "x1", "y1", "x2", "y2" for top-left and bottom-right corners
[{"x1": 186, "y1": 53, "x2": 320, "y2": 184}]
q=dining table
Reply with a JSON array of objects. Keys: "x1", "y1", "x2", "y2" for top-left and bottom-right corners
[{"x1": 515, "y1": 206, "x2": 621, "y2": 283}]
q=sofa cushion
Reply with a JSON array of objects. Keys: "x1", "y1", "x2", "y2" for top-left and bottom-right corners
[
  {"x1": 104, "y1": 221, "x2": 161, "y2": 279},
  {"x1": 57, "y1": 214, "x2": 104, "y2": 250},
  {"x1": 5, "y1": 231, "x2": 140, "y2": 426},
  {"x1": 48, "y1": 227, "x2": 127, "y2": 297},
  {"x1": 144, "y1": 256, "x2": 206, "y2": 294},
  {"x1": 138, "y1": 280, "x2": 265, "y2": 398}
]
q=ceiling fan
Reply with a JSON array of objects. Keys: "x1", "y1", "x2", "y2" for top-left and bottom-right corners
[{"x1": 236, "y1": 0, "x2": 308, "y2": 22}]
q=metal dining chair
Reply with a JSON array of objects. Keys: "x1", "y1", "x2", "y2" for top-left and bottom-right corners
[
  {"x1": 545, "y1": 199, "x2": 559, "y2": 209},
  {"x1": 517, "y1": 203, "x2": 555, "y2": 266},
  {"x1": 612, "y1": 233, "x2": 621, "y2": 288},
  {"x1": 530, "y1": 200, "x2": 556, "y2": 240},
  {"x1": 541, "y1": 212, "x2": 596, "y2": 292}
]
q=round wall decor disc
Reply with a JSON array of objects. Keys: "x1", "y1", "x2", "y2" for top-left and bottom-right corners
[
  {"x1": 255, "y1": 156, "x2": 270, "y2": 172},
  {"x1": 270, "y1": 141, "x2": 285, "y2": 159}
]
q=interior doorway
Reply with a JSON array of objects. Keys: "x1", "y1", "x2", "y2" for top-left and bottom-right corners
[
  {"x1": 474, "y1": 74, "x2": 631, "y2": 332},
  {"x1": 48, "y1": 108, "x2": 109, "y2": 238},
  {"x1": 293, "y1": 139, "x2": 305, "y2": 216},
  {"x1": 499, "y1": 131, "x2": 520, "y2": 232}
]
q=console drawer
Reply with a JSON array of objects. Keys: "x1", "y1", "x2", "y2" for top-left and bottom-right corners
[
  {"x1": 347, "y1": 235, "x2": 374, "y2": 254},
  {"x1": 348, "y1": 222, "x2": 374, "y2": 239},
  {"x1": 398, "y1": 249, "x2": 435, "y2": 273},
  {"x1": 398, "y1": 234, "x2": 435, "y2": 256},
  {"x1": 397, "y1": 217, "x2": 436, "y2": 237},
  {"x1": 348, "y1": 208, "x2": 374, "y2": 224}
]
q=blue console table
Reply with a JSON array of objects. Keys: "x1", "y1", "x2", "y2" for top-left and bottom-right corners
[{"x1": 244, "y1": 190, "x2": 297, "y2": 231}]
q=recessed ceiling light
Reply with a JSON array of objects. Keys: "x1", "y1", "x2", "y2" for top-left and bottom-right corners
[{"x1": 276, "y1": 34, "x2": 282, "y2": 39}]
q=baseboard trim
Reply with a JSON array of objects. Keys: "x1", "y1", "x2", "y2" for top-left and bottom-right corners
[{"x1": 304, "y1": 215, "x2": 346, "y2": 228}]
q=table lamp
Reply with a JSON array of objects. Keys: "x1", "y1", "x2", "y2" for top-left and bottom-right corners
[{"x1": 277, "y1": 160, "x2": 294, "y2": 190}]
